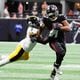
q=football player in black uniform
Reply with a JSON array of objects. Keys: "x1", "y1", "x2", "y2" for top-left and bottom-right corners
[{"x1": 37, "y1": 5, "x2": 71, "y2": 80}]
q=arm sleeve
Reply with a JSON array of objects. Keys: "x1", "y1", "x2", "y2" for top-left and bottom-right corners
[{"x1": 59, "y1": 15, "x2": 66, "y2": 23}]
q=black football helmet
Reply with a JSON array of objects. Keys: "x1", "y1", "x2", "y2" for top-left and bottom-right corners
[
  {"x1": 47, "y1": 5, "x2": 59, "y2": 21},
  {"x1": 27, "y1": 16, "x2": 40, "y2": 28}
]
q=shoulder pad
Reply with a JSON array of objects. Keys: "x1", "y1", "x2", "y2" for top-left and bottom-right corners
[
  {"x1": 59, "y1": 14, "x2": 66, "y2": 19},
  {"x1": 59, "y1": 14, "x2": 64, "y2": 16}
]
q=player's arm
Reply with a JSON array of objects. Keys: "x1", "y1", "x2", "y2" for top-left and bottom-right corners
[
  {"x1": 57, "y1": 15, "x2": 71, "y2": 31},
  {"x1": 60, "y1": 20, "x2": 71, "y2": 31},
  {"x1": 27, "y1": 16, "x2": 42, "y2": 42}
]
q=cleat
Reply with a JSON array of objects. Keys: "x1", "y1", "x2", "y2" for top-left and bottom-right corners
[
  {"x1": 50, "y1": 68, "x2": 56, "y2": 80},
  {"x1": 54, "y1": 67, "x2": 63, "y2": 75},
  {"x1": 50, "y1": 66, "x2": 62, "y2": 80},
  {"x1": 0, "y1": 55, "x2": 7, "y2": 60},
  {"x1": 50, "y1": 74, "x2": 59, "y2": 80}
]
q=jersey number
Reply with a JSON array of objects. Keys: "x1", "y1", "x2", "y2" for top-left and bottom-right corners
[{"x1": 52, "y1": 30, "x2": 58, "y2": 38}]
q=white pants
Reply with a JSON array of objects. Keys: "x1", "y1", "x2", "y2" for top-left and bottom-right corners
[{"x1": 19, "y1": 37, "x2": 37, "y2": 52}]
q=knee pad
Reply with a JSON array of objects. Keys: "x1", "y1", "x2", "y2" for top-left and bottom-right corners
[
  {"x1": 19, "y1": 52, "x2": 30, "y2": 60},
  {"x1": 60, "y1": 49, "x2": 66, "y2": 57},
  {"x1": 56, "y1": 49, "x2": 66, "y2": 66},
  {"x1": 56, "y1": 47, "x2": 66, "y2": 57}
]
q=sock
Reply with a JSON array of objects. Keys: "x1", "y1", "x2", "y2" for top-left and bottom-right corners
[{"x1": 0, "y1": 57, "x2": 10, "y2": 66}]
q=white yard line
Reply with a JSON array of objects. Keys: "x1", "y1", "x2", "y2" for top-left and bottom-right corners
[
  {"x1": 62, "y1": 64, "x2": 80, "y2": 68},
  {"x1": 1, "y1": 63, "x2": 80, "y2": 69},
  {"x1": 43, "y1": 64, "x2": 80, "y2": 69},
  {"x1": 61, "y1": 64, "x2": 80, "y2": 70}
]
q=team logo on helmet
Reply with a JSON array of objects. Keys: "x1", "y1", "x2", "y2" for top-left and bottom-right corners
[{"x1": 47, "y1": 5, "x2": 59, "y2": 21}]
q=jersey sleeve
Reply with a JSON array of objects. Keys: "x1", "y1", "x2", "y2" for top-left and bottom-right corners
[
  {"x1": 43, "y1": 17, "x2": 52, "y2": 28},
  {"x1": 58, "y1": 15, "x2": 66, "y2": 23}
]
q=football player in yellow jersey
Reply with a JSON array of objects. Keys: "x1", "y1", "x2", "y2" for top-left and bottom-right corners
[{"x1": 0, "y1": 16, "x2": 41, "y2": 66}]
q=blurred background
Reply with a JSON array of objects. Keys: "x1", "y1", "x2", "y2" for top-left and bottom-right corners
[
  {"x1": 0, "y1": 0, "x2": 80, "y2": 43},
  {"x1": 0, "y1": 1, "x2": 80, "y2": 80}
]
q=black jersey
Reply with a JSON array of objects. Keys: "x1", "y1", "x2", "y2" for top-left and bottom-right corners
[{"x1": 42, "y1": 14, "x2": 66, "y2": 42}]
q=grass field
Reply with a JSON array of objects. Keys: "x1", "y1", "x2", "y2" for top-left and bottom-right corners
[{"x1": 0, "y1": 42, "x2": 80, "y2": 80}]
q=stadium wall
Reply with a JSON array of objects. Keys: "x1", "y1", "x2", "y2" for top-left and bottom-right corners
[
  {"x1": 0, "y1": 19, "x2": 27, "y2": 41},
  {"x1": 0, "y1": 19, "x2": 80, "y2": 43}
]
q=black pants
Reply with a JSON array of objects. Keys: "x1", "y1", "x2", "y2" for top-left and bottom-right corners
[{"x1": 49, "y1": 41, "x2": 66, "y2": 68}]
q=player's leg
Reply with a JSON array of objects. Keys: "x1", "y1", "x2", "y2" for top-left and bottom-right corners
[
  {"x1": 0, "y1": 44, "x2": 27, "y2": 66},
  {"x1": 8, "y1": 44, "x2": 29, "y2": 62},
  {"x1": 0, "y1": 38, "x2": 32, "y2": 66},
  {"x1": 0, "y1": 48, "x2": 30, "y2": 60},
  {"x1": 49, "y1": 41, "x2": 66, "y2": 80}
]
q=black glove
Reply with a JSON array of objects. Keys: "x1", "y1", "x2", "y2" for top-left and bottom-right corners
[{"x1": 31, "y1": 37, "x2": 37, "y2": 43}]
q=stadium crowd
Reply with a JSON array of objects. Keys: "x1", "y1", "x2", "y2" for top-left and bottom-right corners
[
  {"x1": 2, "y1": 1, "x2": 48, "y2": 19},
  {"x1": 1, "y1": 0, "x2": 80, "y2": 19},
  {"x1": 0, "y1": 1, "x2": 80, "y2": 80}
]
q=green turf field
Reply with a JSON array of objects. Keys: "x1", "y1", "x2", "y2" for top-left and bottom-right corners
[{"x1": 0, "y1": 42, "x2": 80, "y2": 80}]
